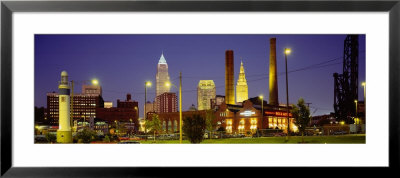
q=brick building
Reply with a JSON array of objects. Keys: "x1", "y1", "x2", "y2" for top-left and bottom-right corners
[
  {"x1": 155, "y1": 92, "x2": 177, "y2": 113},
  {"x1": 96, "y1": 94, "x2": 139, "y2": 133},
  {"x1": 215, "y1": 100, "x2": 296, "y2": 135},
  {"x1": 47, "y1": 91, "x2": 104, "y2": 126}
]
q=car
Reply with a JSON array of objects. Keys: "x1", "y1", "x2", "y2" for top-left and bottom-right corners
[
  {"x1": 118, "y1": 141, "x2": 140, "y2": 144},
  {"x1": 333, "y1": 131, "x2": 347, "y2": 135},
  {"x1": 274, "y1": 133, "x2": 286, "y2": 137}
]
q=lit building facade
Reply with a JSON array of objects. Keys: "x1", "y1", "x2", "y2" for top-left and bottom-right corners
[
  {"x1": 236, "y1": 60, "x2": 248, "y2": 103},
  {"x1": 96, "y1": 94, "x2": 139, "y2": 133},
  {"x1": 47, "y1": 92, "x2": 104, "y2": 126},
  {"x1": 104, "y1": 101, "x2": 113, "y2": 108},
  {"x1": 155, "y1": 92, "x2": 177, "y2": 113},
  {"x1": 156, "y1": 53, "x2": 170, "y2": 97},
  {"x1": 197, "y1": 80, "x2": 216, "y2": 110},
  {"x1": 82, "y1": 84, "x2": 102, "y2": 96},
  {"x1": 215, "y1": 100, "x2": 296, "y2": 135}
]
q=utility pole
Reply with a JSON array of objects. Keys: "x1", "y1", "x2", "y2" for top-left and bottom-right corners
[
  {"x1": 70, "y1": 80, "x2": 74, "y2": 130},
  {"x1": 179, "y1": 72, "x2": 183, "y2": 144},
  {"x1": 306, "y1": 102, "x2": 312, "y2": 126},
  {"x1": 284, "y1": 48, "x2": 291, "y2": 141}
]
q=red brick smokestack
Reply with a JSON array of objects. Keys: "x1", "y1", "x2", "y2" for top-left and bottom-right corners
[
  {"x1": 225, "y1": 50, "x2": 235, "y2": 105},
  {"x1": 269, "y1": 38, "x2": 279, "y2": 105}
]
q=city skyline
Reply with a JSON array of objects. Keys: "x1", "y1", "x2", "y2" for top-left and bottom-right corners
[{"x1": 35, "y1": 34, "x2": 366, "y2": 117}]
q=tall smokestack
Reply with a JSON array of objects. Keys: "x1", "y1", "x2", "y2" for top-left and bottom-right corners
[
  {"x1": 269, "y1": 38, "x2": 279, "y2": 105},
  {"x1": 225, "y1": 50, "x2": 235, "y2": 105}
]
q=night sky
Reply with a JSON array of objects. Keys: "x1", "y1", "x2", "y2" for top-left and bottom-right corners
[{"x1": 34, "y1": 34, "x2": 366, "y2": 117}]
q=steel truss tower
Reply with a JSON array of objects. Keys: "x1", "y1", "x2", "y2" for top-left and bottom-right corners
[{"x1": 333, "y1": 35, "x2": 359, "y2": 123}]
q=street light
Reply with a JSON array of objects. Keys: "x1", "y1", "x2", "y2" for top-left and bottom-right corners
[
  {"x1": 134, "y1": 107, "x2": 138, "y2": 135},
  {"x1": 165, "y1": 72, "x2": 183, "y2": 144},
  {"x1": 91, "y1": 79, "x2": 99, "y2": 85},
  {"x1": 354, "y1": 100, "x2": 358, "y2": 134},
  {"x1": 284, "y1": 48, "x2": 291, "y2": 141},
  {"x1": 144, "y1": 81, "x2": 152, "y2": 135},
  {"x1": 354, "y1": 100, "x2": 358, "y2": 118},
  {"x1": 129, "y1": 118, "x2": 133, "y2": 137},
  {"x1": 362, "y1": 82, "x2": 366, "y2": 102},
  {"x1": 114, "y1": 120, "x2": 118, "y2": 136}
]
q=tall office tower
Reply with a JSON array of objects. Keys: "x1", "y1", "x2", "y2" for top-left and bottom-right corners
[
  {"x1": 197, "y1": 80, "x2": 216, "y2": 110},
  {"x1": 269, "y1": 38, "x2": 279, "y2": 106},
  {"x1": 56, "y1": 71, "x2": 72, "y2": 143},
  {"x1": 236, "y1": 60, "x2": 248, "y2": 103},
  {"x1": 155, "y1": 92, "x2": 177, "y2": 113},
  {"x1": 156, "y1": 52, "x2": 170, "y2": 97},
  {"x1": 225, "y1": 50, "x2": 235, "y2": 105}
]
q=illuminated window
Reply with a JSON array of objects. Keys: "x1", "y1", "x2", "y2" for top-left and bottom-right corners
[
  {"x1": 226, "y1": 119, "x2": 232, "y2": 133},
  {"x1": 250, "y1": 118, "x2": 257, "y2": 133},
  {"x1": 168, "y1": 120, "x2": 172, "y2": 133},
  {"x1": 174, "y1": 120, "x2": 178, "y2": 132},
  {"x1": 238, "y1": 119, "x2": 245, "y2": 134},
  {"x1": 163, "y1": 121, "x2": 166, "y2": 131}
]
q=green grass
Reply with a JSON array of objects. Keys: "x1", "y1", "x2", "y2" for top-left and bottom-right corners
[{"x1": 138, "y1": 135, "x2": 365, "y2": 144}]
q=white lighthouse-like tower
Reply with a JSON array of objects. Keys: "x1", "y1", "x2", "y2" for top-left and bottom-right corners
[{"x1": 57, "y1": 71, "x2": 72, "y2": 143}]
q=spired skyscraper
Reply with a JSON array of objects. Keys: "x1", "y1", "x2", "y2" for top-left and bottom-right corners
[
  {"x1": 156, "y1": 52, "x2": 170, "y2": 97},
  {"x1": 236, "y1": 60, "x2": 248, "y2": 103}
]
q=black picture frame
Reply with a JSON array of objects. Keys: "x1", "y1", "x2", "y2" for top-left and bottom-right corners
[{"x1": 1, "y1": 0, "x2": 399, "y2": 177}]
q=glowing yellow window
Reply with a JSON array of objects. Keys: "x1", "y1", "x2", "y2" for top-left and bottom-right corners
[
  {"x1": 250, "y1": 118, "x2": 257, "y2": 133},
  {"x1": 226, "y1": 119, "x2": 233, "y2": 133},
  {"x1": 238, "y1": 119, "x2": 245, "y2": 134}
]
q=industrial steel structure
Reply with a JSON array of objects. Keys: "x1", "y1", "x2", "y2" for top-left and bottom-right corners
[{"x1": 333, "y1": 35, "x2": 359, "y2": 123}]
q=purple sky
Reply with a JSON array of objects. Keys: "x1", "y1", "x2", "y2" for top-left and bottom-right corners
[{"x1": 34, "y1": 34, "x2": 365, "y2": 117}]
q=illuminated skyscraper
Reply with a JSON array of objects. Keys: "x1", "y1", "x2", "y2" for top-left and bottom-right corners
[
  {"x1": 236, "y1": 60, "x2": 248, "y2": 103},
  {"x1": 156, "y1": 52, "x2": 170, "y2": 97},
  {"x1": 197, "y1": 80, "x2": 216, "y2": 110}
]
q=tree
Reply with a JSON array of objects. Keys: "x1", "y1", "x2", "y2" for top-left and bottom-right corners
[
  {"x1": 183, "y1": 114, "x2": 206, "y2": 143},
  {"x1": 75, "y1": 128, "x2": 97, "y2": 143},
  {"x1": 103, "y1": 135, "x2": 110, "y2": 143},
  {"x1": 291, "y1": 98, "x2": 311, "y2": 143},
  {"x1": 205, "y1": 109, "x2": 217, "y2": 139},
  {"x1": 146, "y1": 114, "x2": 162, "y2": 142}
]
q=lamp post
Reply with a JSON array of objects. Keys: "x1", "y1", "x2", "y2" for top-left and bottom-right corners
[
  {"x1": 114, "y1": 120, "x2": 118, "y2": 136},
  {"x1": 165, "y1": 72, "x2": 183, "y2": 144},
  {"x1": 354, "y1": 100, "x2": 358, "y2": 134},
  {"x1": 362, "y1": 82, "x2": 366, "y2": 102},
  {"x1": 284, "y1": 48, "x2": 291, "y2": 141},
  {"x1": 144, "y1": 81, "x2": 152, "y2": 135},
  {"x1": 129, "y1": 118, "x2": 132, "y2": 138},
  {"x1": 134, "y1": 106, "x2": 138, "y2": 135},
  {"x1": 259, "y1": 95, "x2": 264, "y2": 137}
]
